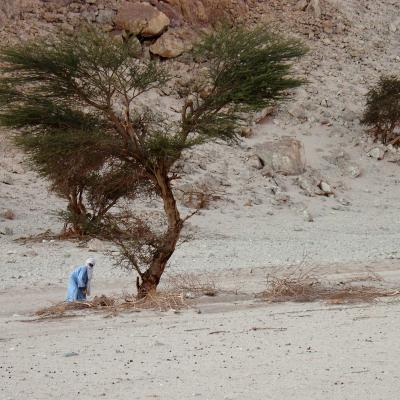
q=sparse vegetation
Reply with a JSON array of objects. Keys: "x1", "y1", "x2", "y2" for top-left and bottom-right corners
[
  {"x1": 260, "y1": 268, "x2": 399, "y2": 304},
  {"x1": 361, "y1": 75, "x2": 400, "y2": 145},
  {"x1": 35, "y1": 292, "x2": 188, "y2": 319},
  {"x1": 165, "y1": 271, "x2": 218, "y2": 297},
  {"x1": 0, "y1": 25, "x2": 307, "y2": 296}
]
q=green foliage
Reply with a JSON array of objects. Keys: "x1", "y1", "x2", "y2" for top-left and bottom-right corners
[
  {"x1": 194, "y1": 24, "x2": 308, "y2": 112},
  {"x1": 361, "y1": 75, "x2": 400, "y2": 144},
  {"x1": 0, "y1": 25, "x2": 306, "y2": 286},
  {"x1": 0, "y1": 27, "x2": 166, "y2": 234}
]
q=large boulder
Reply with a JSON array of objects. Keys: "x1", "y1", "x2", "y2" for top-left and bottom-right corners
[
  {"x1": 149, "y1": 28, "x2": 195, "y2": 58},
  {"x1": 255, "y1": 138, "x2": 306, "y2": 176},
  {"x1": 114, "y1": 2, "x2": 170, "y2": 37},
  {"x1": 147, "y1": 0, "x2": 183, "y2": 27}
]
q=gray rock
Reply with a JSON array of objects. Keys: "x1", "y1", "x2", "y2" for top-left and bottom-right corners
[
  {"x1": 247, "y1": 155, "x2": 263, "y2": 170},
  {"x1": 3, "y1": 227, "x2": 13, "y2": 235},
  {"x1": 343, "y1": 163, "x2": 362, "y2": 178},
  {"x1": 368, "y1": 147, "x2": 385, "y2": 160},
  {"x1": 271, "y1": 191, "x2": 290, "y2": 205},
  {"x1": 150, "y1": 28, "x2": 194, "y2": 58},
  {"x1": 256, "y1": 138, "x2": 306, "y2": 176},
  {"x1": 87, "y1": 238, "x2": 107, "y2": 252},
  {"x1": 96, "y1": 9, "x2": 115, "y2": 24},
  {"x1": 337, "y1": 197, "x2": 351, "y2": 206},
  {"x1": 303, "y1": 209, "x2": 314, "y2": 222},
  {"x1": 64, "y1": 352, "x2": 79, "y2": 357},
  {"x1": 342, "y1": 108, "x2": 358, "y2": 122},
  {"x1": 296, "y1": 169, "x2": 326, "y2": 197},
  {"x1": 1, "y1": 174, "x2": 13, "y2": 185}
]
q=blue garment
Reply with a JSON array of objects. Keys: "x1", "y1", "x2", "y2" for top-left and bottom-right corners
[{"x1": 66, "y1": 265, "x2": 89, "y2": 302}]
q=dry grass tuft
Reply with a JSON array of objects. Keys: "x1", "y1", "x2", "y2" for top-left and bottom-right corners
[
  {"x1": 179, "y1": 184, "x2": 222, "y2": 210},
  {"x1": 35, "y1": 292, "x2": 187, "y2": 320},
  {"x1": 259, "y1": 268, "x2": 399, "y2": 304},
  {"x1": 123, "y1": 291, "x2": 188, "y2": 311},
  {"x1": 165, "y1": 272, "x2": 218, "y2": 297}
]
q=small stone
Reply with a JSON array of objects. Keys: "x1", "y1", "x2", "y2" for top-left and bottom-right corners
[
  {"x1": 345, "y1": 163, "x2": 362, "y2": 178},
  {"x1": 96, "y1": 9, "x2": 114, "y2": 24},
  {"x1": 295, "y1": 0, "x2": 308, "y2": 11},
  {"x1": 1, "y1": 174, "x2": 13, "y2": 185},
  {"x1": 248, "y1": 155, "x2": 263, "y2": 170},
  {"x1": 64, "y1": 352, "x2": 79, "y2": 357},
  {"x1": 240, "y1": 127, "x2": 254, "y2": 138},
  {"x1": 23, "y1": 250, "x2": 38, "y2": 257},
  {"x1": 303, "y1": 209, "x2": 314, "y2": 222},
  {"x1": 337, "y1": 198, "x2": 351, "y2": 206},
  {"x1": 87, "y1": 238, "x2": 107, "y2": 252},
  {"x1": 3, "y1": 227, "x2": 13, "y2": 235},
  {"x1": 368, "y1": 147, "x2": 385, "y2": 160},
  {"x1": 319, "y1": 181, "x2": 333, "y2": 194},
  {"x1": 2, "y1": 209, "x2": 16, "y2": 220}
]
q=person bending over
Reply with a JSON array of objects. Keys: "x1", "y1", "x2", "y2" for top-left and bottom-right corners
[{"x1": 66, "y1": 258, "x2": 95, "y2": 302}]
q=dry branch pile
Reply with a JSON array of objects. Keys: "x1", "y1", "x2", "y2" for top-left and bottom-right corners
[
  {"x1": 35, "y1": 292, "x2": 187, "y2": 319},
  {"x1": 165, "y1": 271, "x2": 218, "y2": 297},
  {"x1": 260, "y1": 269, "x2": 400, "y2": 304}
]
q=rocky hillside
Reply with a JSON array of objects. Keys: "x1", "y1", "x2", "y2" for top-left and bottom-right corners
[{"x1": 1, "y1": 0, "x2": 400, "y2": 289}]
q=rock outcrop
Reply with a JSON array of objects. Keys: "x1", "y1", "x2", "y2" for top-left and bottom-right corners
[
  {"x1": 149, "y1": 27, "x2": 195, "y2": 57},
  {"x1": 256, "y1": 138, "x2": 306, "y2": 176},
  {"x1": 114, "y1": 2, "x2": 170, "y2": 37}
]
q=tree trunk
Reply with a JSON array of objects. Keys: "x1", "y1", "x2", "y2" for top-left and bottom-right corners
[
  {"x1": 65, "y1": 189, "x2": 87, "y2": 235},
  {"x1": 137, "y1": 172, "x2": 183, "y2": 298}
]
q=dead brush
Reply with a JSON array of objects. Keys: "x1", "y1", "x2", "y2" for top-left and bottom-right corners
[
  {"x1": 180, "y1": 184, "x2": 222, "y2": 210},
  {"x1": 165, "y1": 271, "x2": 218, "y2": 297},
  {"x1": 260, "y1": 268, "x2": 400, "y2": 304},
  {"x1": 35, "y1": 292, "x2": 187, "y2": 320},
  {"x1": 122, "y1": 291, "x2": 188, "y2": 311}
]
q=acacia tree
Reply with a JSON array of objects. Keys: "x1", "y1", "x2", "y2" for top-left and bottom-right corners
[{"x1": 0, "y1": 26, "x2": 306, "y2": 296}]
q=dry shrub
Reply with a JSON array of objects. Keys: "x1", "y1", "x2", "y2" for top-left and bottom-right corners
[
  {"x1": 122, "y1": 291, "x2": 187, "y2": 311},
  {"x1": 260, "y1": 268, "x2": 399, "y2": 304},
  {"x1": 2, "y1": 209, "x2": 15, "y2": 220},
  {"x1": 165, "y1": 271, "x2": 218, "y2": 297},
  {"x1": 180, "y1": 185, "x2": 222, "y2": 210},
  {"x1": 35, "y1": 292, "x2": 187, "y2": 319}
]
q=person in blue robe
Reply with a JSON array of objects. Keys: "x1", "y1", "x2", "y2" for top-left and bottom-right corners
[{"x1": 66, "y1": 257, "x2": 95, "y2": 302}]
